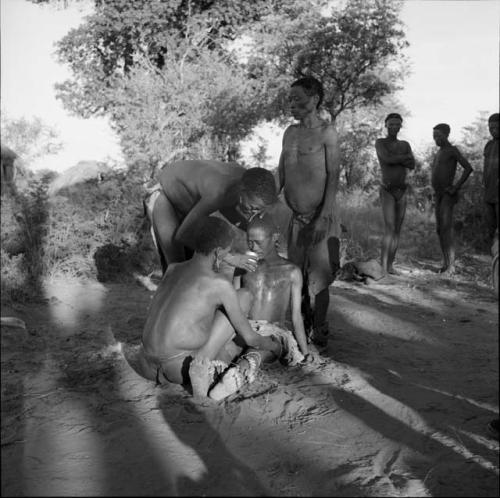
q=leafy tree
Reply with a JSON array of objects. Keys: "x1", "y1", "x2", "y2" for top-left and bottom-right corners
[
  {"x1": 52, "y1": 0, "x2": 408, "y2": 174},
  {"x1": 0, "y1": 112, "x2": 63, "y2": 166},
  {"x1": 108, "y1": 49, "x2": 268, "y2": 177},
  {"x1": 244, "y1": 0, "x2": 409, "y2": 122},
  {"x1": 458, "y1": 110, "x2": 491, "y2": 171},
  {"x1": 54, "y1": 0, "x2": 277, "y2": 117}
]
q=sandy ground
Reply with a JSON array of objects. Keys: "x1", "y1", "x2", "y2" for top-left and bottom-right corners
[{"x1": 1, "y1": 260, "x2": 498, "y2": 497}]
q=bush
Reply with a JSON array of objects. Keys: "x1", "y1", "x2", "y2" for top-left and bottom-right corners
[
  {"x1": 45, "y1": 169, "x2": 158, "y2": 280},
  {"x1": 1, "y1": 168, "x2": 158, "y2": 303}
]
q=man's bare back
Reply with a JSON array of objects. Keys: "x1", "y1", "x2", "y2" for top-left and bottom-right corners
[
  {"x1": 139, "y1": 216, "x2": 280, "y2": 391},
  {"x1": 158, "y1": 160, "x2": 243, "y2": 218},
  {"x1": 142, "y1": 260, "x2": 230, "y2": 358},
  {"x1": 150, "y1": 161, "x2": 277, "y2": 274}
]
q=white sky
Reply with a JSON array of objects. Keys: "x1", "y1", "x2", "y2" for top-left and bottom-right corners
[
  {"x1": 397, "y1": 0, "x2": 499, "y2": 149},
  {"x1": 1, "y1": 0, "x2": 499, "y2": 172}
]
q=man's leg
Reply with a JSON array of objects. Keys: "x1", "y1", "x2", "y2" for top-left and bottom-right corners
[
  {"x1": 435, "y1": 196, "x2": 445, "y2": 270},
  {"x1": 387, "y1": 194, "x2": 408, "y2": 273},
  {"x1": 485, "y1": 202, "x2": 498, "y2": 242},
  {"x1": 151, "y1": 191, "x2": 186, "y2": 274},
  {"x1": 189, "y1": 289, "x2": 255, "y2": 397},
  {"x1": 311, "y1": 287, "x2": 329, "y2": 343},
  {"x1": 308, "y1": 235, "x2": 339, "y2": 346},
  {"x1": 496, "y1": 203, "x2": 499, "y2": 234},
  {"x1": 380, "y1": 187, "x2": 397, "y2": 274},
  {"x1": 438, "y1": 194, "x2": 456, "y2": 273}
]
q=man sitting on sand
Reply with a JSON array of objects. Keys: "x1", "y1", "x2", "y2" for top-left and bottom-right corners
[
  {"x1": 145, "y1": 161, "x2": 278, "y2": 274},
  {"x1": 208, "y1": 214, "x2": 313, "y2": 401},
  {"x1": 137, "y1": 215, "x2": 290, "y2": 398},
  {"x1": 431, "y1": 123, "x2": 473, "y2": 275},
  {"x1": 238, "y1": 214, "x2": 311, "y2": 357},
  {"x1": 375, "y1": 113, "x2": 415, "y2": 275}
]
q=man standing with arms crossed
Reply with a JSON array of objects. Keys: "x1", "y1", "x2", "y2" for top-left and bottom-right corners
[
  {"x1": 375, "y1": 113, "x2": 415, "y2": 275},
  {"x1": 277, "y1": 76, "x2": 341, "y2": 347}
]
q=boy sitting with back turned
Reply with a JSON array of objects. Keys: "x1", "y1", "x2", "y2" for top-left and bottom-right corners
[{"x1": 137, "y1": 216, "x2": 283, "y2": 398}]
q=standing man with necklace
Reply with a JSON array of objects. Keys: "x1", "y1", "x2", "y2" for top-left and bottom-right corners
[{"x1": 277, "y1": 76, "x2": 341, "y2": 347}]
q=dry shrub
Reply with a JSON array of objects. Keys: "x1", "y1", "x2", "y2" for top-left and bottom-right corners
[
  {"x1": 1, "y1": 168, "x2": 158, "y2": 303},
  {"x1": 337, "y1": 187, "x2": 382, "y2": 262}
]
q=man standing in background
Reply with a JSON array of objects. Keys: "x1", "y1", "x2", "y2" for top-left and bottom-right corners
[
  {"x1": 431, "y1": 123, "x2": 473, "y2": 275},
  {"x1": 375, "y1": 113, "x2": 415, "y2": 275},
  {"x1": 483, "y1": 113, "x2": 499, "y2": 242}
]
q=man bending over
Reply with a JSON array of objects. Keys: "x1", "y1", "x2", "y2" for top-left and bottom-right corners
[
  {"x1": 146, "y1": 161, "x2": 278, "y2": 274},
  {"x1": 138, "y1": 216, "x2": 282, "y2": 398}
]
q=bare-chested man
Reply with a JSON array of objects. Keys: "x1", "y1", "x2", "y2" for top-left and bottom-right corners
[
  {"x1": 238, "y1": 214, "x2": 310, "y2": 358},
  {"x1": 138, "y1": 216, "x2": 282, "y2": 397},
  {"x1": 208, "y1": 214, "x2": 313, "y2": 401},
  {"x1": 483, "y1": 113, "x2": 499, "y2": 241},
  {"x1": 431, "y1": 123, "x2": 473, "y2": 275},
  {"x1": 146, "y1": 161, "x2": 278, "y2": 274},
  {"x1": 375, "y1": 113, "x2": 415, "y2": 275},
  {"x1": 278, "y1": 76, "x2": 341, "y2": 347}
]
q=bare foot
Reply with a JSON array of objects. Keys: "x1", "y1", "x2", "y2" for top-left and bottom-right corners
[
  {"x1": 208, "y1": 352, "x2": 261, "y2": 401},
  {"x1": 438, "y1": 266, "x2": 455, "y2": 276},
  {"x1": 308, "y1": 324, "x2": 329, "y2": 348},
  {"x1": 188, "y1": 357, "x2": 212, "y2": 398}
]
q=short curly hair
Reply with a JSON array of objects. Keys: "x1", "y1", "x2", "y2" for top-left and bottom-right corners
[
  {"x1": 247, "y1": 213, "x2": 278, "y2": 236},
  {"x1": 433, "y1": 123, "x2": 451, "y2": 135},
  {"x1": 291, "y1": 76, "x2": 324, "y2": 109},
  {"x1": 194, "y1": 216, "x2": 234, "y2": 255},
  {"x1": 241, "y1": 167, "x2": 277, "y2": 205},
  {"x1": 385, "y1": 113, "x2": 403, "y2": 123}
]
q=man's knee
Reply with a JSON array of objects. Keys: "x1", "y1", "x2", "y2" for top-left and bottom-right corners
[{"x1": 385, "y1": 222, "x2": 397, "y2": 234}]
